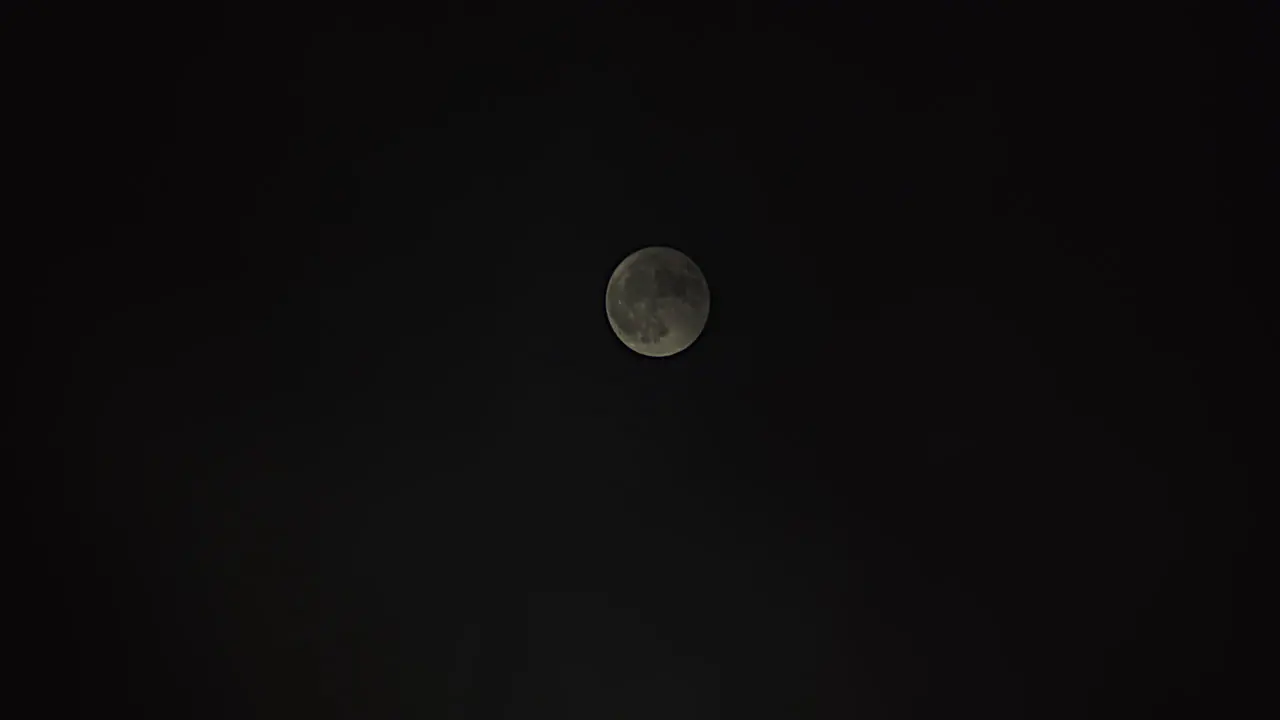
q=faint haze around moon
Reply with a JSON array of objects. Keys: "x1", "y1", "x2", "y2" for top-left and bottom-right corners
[{"x1": 605, "y1": 246, "x2": 710, "y2": 357}]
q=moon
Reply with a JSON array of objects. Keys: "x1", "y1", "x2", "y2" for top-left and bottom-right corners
[{"x1": 605, "y1": 246, "x2": 710, "y2": 357}]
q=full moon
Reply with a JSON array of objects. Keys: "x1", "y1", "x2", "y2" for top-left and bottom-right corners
[{"x1": 605, "y1": 246, "x2": 710, "y2": 357}]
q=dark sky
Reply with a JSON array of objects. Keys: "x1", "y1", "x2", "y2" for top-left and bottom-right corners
[{"x1": 15, "y1": 2, "x2": 1266, "y2": 718}]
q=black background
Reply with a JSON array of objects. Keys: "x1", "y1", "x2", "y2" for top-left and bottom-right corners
[{"x1": 13, "y1": 1, "x2": 1268, "y2": 718}]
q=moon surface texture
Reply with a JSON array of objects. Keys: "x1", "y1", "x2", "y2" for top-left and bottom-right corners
[{"x1": 606, "y1": 246, "x2": 710, "y2": 357}]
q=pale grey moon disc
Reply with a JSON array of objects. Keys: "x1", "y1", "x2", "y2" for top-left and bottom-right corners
[{"x1": 605, "y1": 246, "x2": 710, "y2": 357}]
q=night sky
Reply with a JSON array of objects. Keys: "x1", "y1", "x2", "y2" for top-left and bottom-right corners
[{"x1": 16, "y1": 2, "x2": 1265, "y2": 718}]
